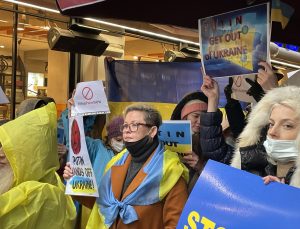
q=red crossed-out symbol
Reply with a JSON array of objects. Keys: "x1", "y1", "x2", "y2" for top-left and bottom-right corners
[{"x1": 82, "y1": 87, "x2": 94, "y2": 100}]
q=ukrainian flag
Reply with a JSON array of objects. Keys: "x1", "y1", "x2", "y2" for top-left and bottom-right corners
[
  {"x1": 105, "y1": 59, "x2": 228, "y2": 120},
  {"x1": 272, "y1": 0, "x2": 294, "y2": 29}
]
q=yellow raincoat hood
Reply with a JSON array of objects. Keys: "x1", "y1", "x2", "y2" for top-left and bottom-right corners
[
  {"x1": 0, "y1": 103, "x2": 76, "y2": 229},
  {"x1": 0, "y1": 102, "x2": 59, "y2": 186}
]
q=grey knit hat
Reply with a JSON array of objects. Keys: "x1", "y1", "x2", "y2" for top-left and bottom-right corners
[{"x1": 16, "y1": 98, "x2": 47, "y2": 117}]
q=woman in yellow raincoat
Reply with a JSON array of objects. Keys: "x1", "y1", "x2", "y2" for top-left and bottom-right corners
[{"x1": 0, "y1": 103, "x2": 76, "y2": 229}]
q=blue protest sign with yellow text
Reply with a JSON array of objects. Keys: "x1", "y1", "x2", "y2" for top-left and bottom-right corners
[
  {"x1": 177, "y1": 160, "x2": 300, "y2": 229},
  {"x1": 158, "y1": 120, "x2": 192, "y2": 153}
]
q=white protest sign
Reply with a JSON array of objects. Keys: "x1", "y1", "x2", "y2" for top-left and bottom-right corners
[
  {"x1": 286, "y1": 69, "x2": 300, "y2": 87},
  {"x1": 287, "y1": 69, "x2": 300, "y2": 79},
  {"x1": 71, "y1": 80, "x2": 110, "y2": 117},
  {"x1": 231, "y1": 75, "x2": 256, "y2": 103},
  {"x1": 158, "y1": 120, "x2": 192, "y2": 153},
  {"x1": 0, "y1": 86, "x2": 9, "y2": 104},
  {"x1": 65, "y1": 116, "x2": 99, "y2": 197}
]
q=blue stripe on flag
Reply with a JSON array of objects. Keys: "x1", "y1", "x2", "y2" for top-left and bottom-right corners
[{"x1": 106, "y1": 60, "x2": 228, "y2": 106}]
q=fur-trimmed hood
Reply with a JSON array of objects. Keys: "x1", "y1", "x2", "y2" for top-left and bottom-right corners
[{"x1": 230, "y1": 86, "x2": 300, "y2": 188}]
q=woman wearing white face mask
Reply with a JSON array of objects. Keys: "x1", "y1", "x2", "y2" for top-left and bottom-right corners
[
  {"x1": 106, "y1": 116, "x2": 125, "y2": 154},
  {"x1": 231, "y1": 86, "x2": 300, "y2": 188}
]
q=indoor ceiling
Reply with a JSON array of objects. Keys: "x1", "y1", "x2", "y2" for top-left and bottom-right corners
[
  {"x1": 0, "y1": 0, "x2": 195, "y2": 61},
  {"x1": 55, "y1": 0, "x2": 300, "y2": 47},
  {"x1": 20, "y1": 0, "x2": 199, "y2": 42},
  {"x1": 0, "y1": 1, "x2": 67, "y2": 52},
  {"x1": 1, "y1": 0, "x2": 299, "y2": 63}
]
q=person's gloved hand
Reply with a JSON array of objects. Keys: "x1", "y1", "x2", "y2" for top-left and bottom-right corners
[{"x1": 245, "y1": 78, "x2": 265, "y2": 102}]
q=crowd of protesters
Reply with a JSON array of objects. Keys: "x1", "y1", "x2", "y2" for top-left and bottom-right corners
[{"x1": 1, "y1": 60, "x2": 300, "y2": 229}]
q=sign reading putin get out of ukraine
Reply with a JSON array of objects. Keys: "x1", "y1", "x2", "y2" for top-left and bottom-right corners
[
  {"x1": 176, "y1": 160, "x2": 300, "y2": 229},
  {"x1": 199, "y1": 3, "x2": 269, "y2": 78}
]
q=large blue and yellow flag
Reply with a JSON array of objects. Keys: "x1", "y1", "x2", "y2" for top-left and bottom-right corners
[
  {"x1": 272, "y1": 0, "x2": 295, "y2": 29},
  {"x1": 105, "y1": 59, "x2": 228, "y2": 119}
]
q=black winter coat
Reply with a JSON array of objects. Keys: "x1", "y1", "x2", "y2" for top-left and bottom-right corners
[
  {"x1": 239, "y1": 142, "x2": 295, "y2": 184},
  {"x1": 200, "y1": 109, "x2": 234, "y2": 165}
]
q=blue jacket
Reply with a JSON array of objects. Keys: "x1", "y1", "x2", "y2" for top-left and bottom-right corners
[
  {"x1": 86, "y1": 137, "x2": 114, "y2": 186},
  {"x1": 59, "y1": 109, "x2": 114, "y2": 187}
]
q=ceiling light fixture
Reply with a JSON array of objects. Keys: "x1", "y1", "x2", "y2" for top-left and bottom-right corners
[
  {"x1": 179, "y1": 43, "x2": 200, "y2": 54},
  {"x1": 3, "y1": 0, "x2": 199, "y2": 46},
  {"x1": 2, "y1": 0, "x2": 60, "y2": 13},
  {"x1": 41, "y1": 25, "x2": 50, "y2": 30},
  {"x1": 18, "y1": 22, "x2": 30, "y2": 26},
  {"x1": 4, "y1": 0, "x2": 300, "y2": 70},
  {"x1": 69, "y1": 23, "x2": 109, "y2": 34},
  {"x1": 164, "y1": 50, "x2": 200, "y2": 62},
  {"x1": 0, "y1": 45, "x2": 5, "y2": 48},
  {"x1": 84, "y1": 18, "x2": 199, "y2": 47}
]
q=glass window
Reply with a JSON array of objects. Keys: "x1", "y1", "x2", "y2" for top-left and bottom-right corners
[
  {"x1": 0, "y1": 9, "x2": 13, "y2": 120},
  {"x1": 27, "y1": 72, "x2": 45, "y2": 96},
  {"x1": 0, "y1": 4, "x2": 68, "y2": 119}
]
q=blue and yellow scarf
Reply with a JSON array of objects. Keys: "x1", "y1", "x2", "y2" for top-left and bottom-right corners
[{"x1": 86, "y1": 142, "x2": 188, "y2": 228}]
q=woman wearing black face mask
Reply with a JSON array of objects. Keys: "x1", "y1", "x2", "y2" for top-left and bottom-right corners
[{"x1": 87, "y1": 104, "x2": 188, "y2": 229}]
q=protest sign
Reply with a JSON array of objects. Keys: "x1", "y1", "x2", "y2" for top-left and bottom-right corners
[
  {"x1": 71, "y1": 80, "x2": 110, "y2": 117},
  {"x1": 231, "y1": 74, "x2": 256, "y2": 103},
  {"x1": 177, "y1": 160, "x2": 300, "y2": 229},
  {"x1": 65, "y1": 116, "x2": 99, "y2": 197},
  {"x1": 199, "y1": 3, "x2": 270, "y2": 78},
  {"x1": 287, "y1": 69, "x2": 300, "y2": 79},
  {"x1": 158, "y1": 120, "x2": 192, "y2": 153},
  {"x1": 286, "y1": 69, "x2": 300, "y2": 87}
]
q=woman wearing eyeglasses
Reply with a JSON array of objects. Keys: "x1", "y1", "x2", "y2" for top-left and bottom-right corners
[{"x1": 64, "y1": 104, "x2": 188, "y2": 229}]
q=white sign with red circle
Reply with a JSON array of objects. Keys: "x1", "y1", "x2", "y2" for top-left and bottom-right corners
[
  {"x1": 65, "y1": 116, "x2": 99, "y2": 197},
  {"x1": 71, "y1": 80, "x2": 110, "y2": 117}
]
